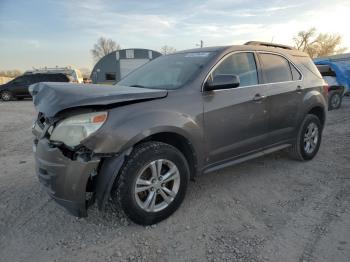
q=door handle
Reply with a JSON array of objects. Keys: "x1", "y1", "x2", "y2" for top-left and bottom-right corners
[
  {"x1": 296, "y1": 85, "x2": 302, "y2": 93},
  {"x1": 253, "y1": 93, "x2": 265, "y2": 102}
]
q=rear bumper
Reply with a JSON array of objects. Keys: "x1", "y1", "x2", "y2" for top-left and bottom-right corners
[{"x1": 33, "y1": 139, "x2": 100, "y2": 217}]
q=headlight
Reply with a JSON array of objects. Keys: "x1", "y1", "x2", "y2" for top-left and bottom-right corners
[{"x1": 50, "y1": 112, "x2": 108, "y2": 147}]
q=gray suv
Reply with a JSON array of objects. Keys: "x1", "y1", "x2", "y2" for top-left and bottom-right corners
[{"x1": 31, "y1": 42, "x2": 327, "y2": 225}]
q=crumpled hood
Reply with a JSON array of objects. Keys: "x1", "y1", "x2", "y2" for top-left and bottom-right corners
[{"x1": 30, "y1": 82, "x2": 168, "y2": 118}]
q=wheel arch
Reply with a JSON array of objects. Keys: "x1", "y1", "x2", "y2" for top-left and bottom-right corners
[
  {"x1": 135, "y1": 131, "x2": 198, "y2": 180},
  {"x1": 307, "y1": 106, "x2": 326, "y2": 128}
]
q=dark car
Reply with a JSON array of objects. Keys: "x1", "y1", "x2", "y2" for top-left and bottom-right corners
[
  {"x1": 31, "y1": 42, "x2": 327, "y2": 225},
  {"x1": 0, "y1": 73, "x2": 70, "y2": 101},
  {"x1": 316, "y1": 64, "x2": 345, "y2": 110}
]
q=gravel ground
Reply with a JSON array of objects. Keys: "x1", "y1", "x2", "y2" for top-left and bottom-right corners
[{"x1": 0, "y1": 98, "x2": 350, "y2": 262}]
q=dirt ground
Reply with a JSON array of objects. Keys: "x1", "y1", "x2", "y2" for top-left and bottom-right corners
[{"x1": 0, "y1": 98, "x2": 350, "y2": 262}]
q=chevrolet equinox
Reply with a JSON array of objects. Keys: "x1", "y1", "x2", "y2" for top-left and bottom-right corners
[{"x1": 31, "y1": 42, "x2": 327, "y2": 225}]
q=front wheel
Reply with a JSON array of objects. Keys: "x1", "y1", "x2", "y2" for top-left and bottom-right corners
[
  {"x1": 112, "y1": 141, "x2": 190, "y2": 225},
  {"x1": 289, "y1": 114, "x2": 322, "y2": 161},
  {"x1": 1, "y1": 90, "x2": 13, "y2": 101}
]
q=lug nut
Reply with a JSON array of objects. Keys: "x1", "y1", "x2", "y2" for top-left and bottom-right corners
[{"x1": 151, "y1": 187, "x2": 154, "y2": 191}]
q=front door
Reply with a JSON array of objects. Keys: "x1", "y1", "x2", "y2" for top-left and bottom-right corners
[
  {"x1": 10, "y1": 76, "x2": 29, "y2": 96},
  {"x1": 203, "y1": 52, "x2": 269, "y2": 165}
]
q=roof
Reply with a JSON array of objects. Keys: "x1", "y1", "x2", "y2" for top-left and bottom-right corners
[{"x1": 173, "y1": 44, "x2": 308, "y2": 57}]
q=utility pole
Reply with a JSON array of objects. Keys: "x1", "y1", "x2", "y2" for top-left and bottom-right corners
[{"x1": 196, "y1": 40, "x2": 204, "y2": 48}]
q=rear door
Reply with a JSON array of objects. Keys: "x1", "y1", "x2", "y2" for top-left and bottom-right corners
[
  {"x1": 258, "y1": 52, "x2": 303, "y2": 145},
  {"x1": 24, "y1": 75, "x2": 42, "y2": 96},
  {"x1": 203, "y1": 52, "x2": 269, "y2": 164}
]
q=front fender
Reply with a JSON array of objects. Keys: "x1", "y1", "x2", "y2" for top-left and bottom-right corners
[{"x1": 83, "y1": 109, "x2": 204, "y2": 159}]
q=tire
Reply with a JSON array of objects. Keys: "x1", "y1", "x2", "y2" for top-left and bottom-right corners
[
  {"x1": 1, "y1": 90, "x2": 13, "y2": 101},
  {"x1": 289, "y1": 114, "x2": 322, "y2": 161},
  {"x1": 112, "y1": 141, "x2": 190, "y2": 225},
  {"x1": 328, "y1": 91, "x2": 342, "y2": 110}
]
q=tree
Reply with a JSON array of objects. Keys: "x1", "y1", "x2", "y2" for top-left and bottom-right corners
[
  {"x1": 91, "y1": 37, "x2": 121, "y2": 61},
  {"x1": 293, "y1": 28, "x2": 346, "y2": 58},
  {"x1": 0, "y1": 70, "x2": 22, "y2": 78},
  {"x1": 160, "y1": 45, "x2": 176, "y2": 55}
]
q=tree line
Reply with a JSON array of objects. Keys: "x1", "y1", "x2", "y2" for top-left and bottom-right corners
[
  {"x1": 1, "y1": 29, "x2": 347, "y2": 77},
  {"x1": 91, "y1": 28, "x2": 346, "y2": 61}
]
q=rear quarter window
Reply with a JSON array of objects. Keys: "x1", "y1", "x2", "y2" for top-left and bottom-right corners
[{"x1": 296, "y1": 56, "x2": 322, "y2": 79}]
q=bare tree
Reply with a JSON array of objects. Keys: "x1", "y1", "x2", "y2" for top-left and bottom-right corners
[
  {"x1": 293, "y1": 28, "x2": 346, "y2": 58},
  {"x1": 160, "y1": 45, "x2": 176, "y2": 55},
  {"x1": 91, "y1": 37, "x2": 121, "y2": 61},
  {"x1": 0, "y1": 70, "x2": 22, "y2": 78}
]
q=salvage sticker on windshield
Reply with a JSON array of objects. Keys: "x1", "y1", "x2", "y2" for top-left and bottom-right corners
[{"x1": 185, "y1": 52, "x2": 211, "y2": 58}]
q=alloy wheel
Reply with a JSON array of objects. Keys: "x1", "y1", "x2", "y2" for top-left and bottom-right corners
[
  {"x1": 331, "y1": 93, "x2": 341, "y2": 108},
  {"x1": 134, "y1": 159, "x2": 180, "y2": 212},
  {"x1": 1, "y1": 91, "x2": 11, "y2": 101},
  {"x1": 303, "y1": 122, "x2": 319, "y2": 154}
]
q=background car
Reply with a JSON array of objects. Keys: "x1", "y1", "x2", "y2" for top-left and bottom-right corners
[
  {"x1": 0, "y1": 73, "x2": 71, "y2": 101},
  {"x1": 316, "y1": 62, "x2": 350, "y2": 110},
  {"x1": 25, "y1": 67, "x2": 84, "y2": 83}
]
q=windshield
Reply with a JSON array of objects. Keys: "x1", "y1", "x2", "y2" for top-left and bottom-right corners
[{"x1": 117, "y1": 52, "x2": 216, "y2": 89}]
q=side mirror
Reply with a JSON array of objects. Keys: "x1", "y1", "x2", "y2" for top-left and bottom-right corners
[{"x1": 205, "y1": 74, "x2": 240, "y2": 91}]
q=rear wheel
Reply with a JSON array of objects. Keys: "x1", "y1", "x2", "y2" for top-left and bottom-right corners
[
  {"x1": 289, "y1": 114, "x2": 322, "y2": 161},
  {"x1": 1, "y1": 90, "x2": 13, "y2": 101},
  {"x1": 328, "y1": 91, "x2": 342, "y2": 110},
  {"x1": 112, "y1": 141, "x2": 190, "y2": 225}
]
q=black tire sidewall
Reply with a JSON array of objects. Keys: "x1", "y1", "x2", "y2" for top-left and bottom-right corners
[
  {"x1": 299, "y1": 115, "x2": 322, "y2": 160},
  {"x1": 116, "y1": 142, "x2": 190, "y2": 225}
]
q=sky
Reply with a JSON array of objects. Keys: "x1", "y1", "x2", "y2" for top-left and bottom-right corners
[{"x1": 0, "y1": 0, "x2": 349, "y2": 71}]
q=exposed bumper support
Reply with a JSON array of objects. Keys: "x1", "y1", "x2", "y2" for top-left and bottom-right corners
[{"x1": 95, "y1": 152, "x2": 127, "y2": 211}]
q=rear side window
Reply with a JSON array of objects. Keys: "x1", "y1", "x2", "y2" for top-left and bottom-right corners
[
  {"x1": 212, "y1": 52, "x2": 258, "y2": 87},
  {"x1": 259, "y1": 53, "x2": 292, "y2": 83},
  {"x1": 52, "y1": 74, "x2": 69, "y2": 82}
]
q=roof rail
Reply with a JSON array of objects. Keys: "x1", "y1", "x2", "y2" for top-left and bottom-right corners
[{"x1": 244, "y1": 41, "x2": 294, "y2": 50}]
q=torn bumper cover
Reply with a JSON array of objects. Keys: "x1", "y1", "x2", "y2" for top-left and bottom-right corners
[{"x1": 33, "y1": 138, "x2": 100, "y2": 217}]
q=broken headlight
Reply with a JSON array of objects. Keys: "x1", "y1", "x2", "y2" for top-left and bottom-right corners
[{"x1": 50, "y1": 112, "x2": 107, "y2": 147}]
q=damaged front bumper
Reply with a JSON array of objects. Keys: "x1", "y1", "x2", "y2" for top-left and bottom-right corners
[{"x1": 33, "y1": 138, "x2": 100, "y2": 217}]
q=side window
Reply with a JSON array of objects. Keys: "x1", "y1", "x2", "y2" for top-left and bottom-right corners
[
  {"x1": 290, "y1": 63, "x2": 302, "y2": 80},
  {"x1": 13, "y1": 76, "x2": 24, "y2": 84},
  {"x1": 259, "y1": 53, "x2": 292, "y2": 83},
  {"x1": 212, "y1": 52, "x2": 258, "y2": 87},
  {"x1": 33, "y1": 74, "x2": 44, "y2": 83},
  {"x1": 21, "y1": 76, "x2": 31, "y2": 84},
  {"x1": 56, "y1": 74, "x2": 70, "y2": 82}
]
